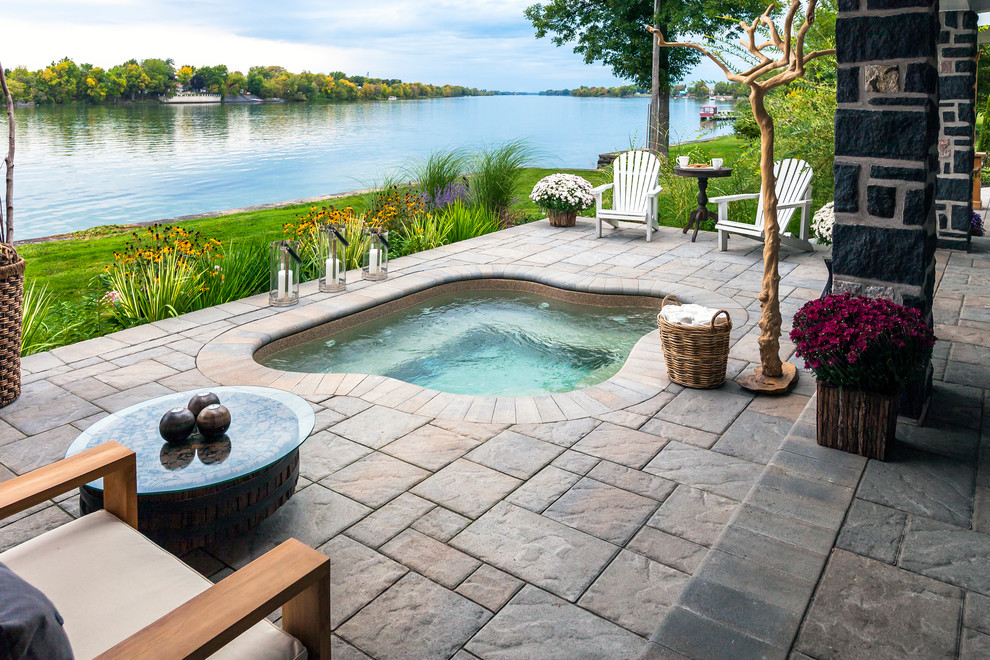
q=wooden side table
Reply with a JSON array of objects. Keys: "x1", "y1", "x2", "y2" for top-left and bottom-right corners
[{"x1": 673, "y1": 166, "x2": 734, "y2": 242}]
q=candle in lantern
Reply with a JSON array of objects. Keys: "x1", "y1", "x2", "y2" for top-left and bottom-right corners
[
  {"x1": 277, "y1": 268, "x2": 293, "y2": 299},
  {"x1": 369, "y1": 248, "x2": 380, "y2": 275},
  {"x1": 326, "y1": 257, "x2": 340, "y2": 282}
]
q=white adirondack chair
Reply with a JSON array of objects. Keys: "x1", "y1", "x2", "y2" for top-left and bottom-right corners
[
  {"x1": 592, "y1": 150, "x2": 663, "y2": 242},
  {"x1": 710, "y1": 158, "x2": 814, "y2": 252}
]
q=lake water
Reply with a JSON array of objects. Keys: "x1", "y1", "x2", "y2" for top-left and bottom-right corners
[{"x1": 10, "y1": 96, "x2": 732, "y2": 240}]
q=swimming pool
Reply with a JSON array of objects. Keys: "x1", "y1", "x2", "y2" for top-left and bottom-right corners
[{"x1": 258, "y1": 289, "x2": 658, "y2": 397}]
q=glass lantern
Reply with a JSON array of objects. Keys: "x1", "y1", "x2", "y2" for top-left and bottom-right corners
[
  {"x1": 361, "y1": 230, "x2": 389, "y2": 281},
  {"x1": 319, "y1": 224, "x2": 348, "y2": 292},
  {"x1": 269, "y1": 240, "x2": 301, "y2": 307}
]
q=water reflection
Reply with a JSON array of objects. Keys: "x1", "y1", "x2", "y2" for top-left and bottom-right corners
[
  {"x1": 159, "y1": 435, "x2": 232, "y2": 470},
  {"x1": 9, "y1": 97, "x2": 733, "y2": 240}
]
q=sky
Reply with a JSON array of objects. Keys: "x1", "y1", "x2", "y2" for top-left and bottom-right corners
[{"x1": 2, "y1": 0, "x2": 725, "y2": 93}]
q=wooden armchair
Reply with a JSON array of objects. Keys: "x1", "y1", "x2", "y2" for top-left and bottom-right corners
[{"x1": 0, "y1": 442, "x2": 330, "y2": 660}]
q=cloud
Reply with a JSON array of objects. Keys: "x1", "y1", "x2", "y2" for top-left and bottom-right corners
[{"x1": 1, "y1": 1, "x2": 662, "y2": 91}]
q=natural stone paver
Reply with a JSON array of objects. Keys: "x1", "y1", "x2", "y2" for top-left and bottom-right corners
[
  {"x1": 571, "y1": 422, "x2": 669, "y2": 469},
  {"x1": 0, "y1": 380, "x2": 101, "y2": 436},
  {"x1": 654, "y1": 388, "x2": 751, "y2": 434},
  {"x1": 836, "y1": 499, "x2": 907, "y2": 565},
  {"x1": 0, "y1": 425, "x2": 83, "y2": 475},
  {"x1": 380, "y1": 424, "x2": 478, "y2": 471},
  {"x1": 345, "y1": 492, "x2": 435, "y2": 548},
  {"x1": 465, "y1": 429, "x2": 564, "y2": 479},
  {"x1": 411, "y1": 506, "x2": 471, "y2": 542},
  {"x1": 587, "y1": 460, "x2": 678, "y2": 501},
  {"x1": 455, "y1": 564, "x2": 524, "y2": 612},
  {"x1": 965, "y1": 591, "x2": 990, "y2": 635},
  {"x1": 544, "y1": 477, "x2": 658, "y2": 544},
  {"x1": 898, "y1": 515, "x2": 990, "y2": 595},
  {"x1": 550, "y1": 448, "x2": 601, "y2": 475},
  {"x1": 321, "y1": 534, "x2": 407, "y2": 628},
  {"x1": 451, "y1": 502, "x2": 618, "y2": 602},
  {"x1": 638, "y1": 417, "x2": 720, "y2": 449},
  {"x1": 712, "y1": 411, "x2": 793, "y2": 465},
  {"x1": 578, "y1": 550, "x2": 689, "y2": 636},
  {"x1": 795, "y1": 550, "x2": 963, "y2": 660},
  {"x1": 337, "y1": 572, "x2": 491, "y2": 660},
  {"x1": 647, "y1": 484, "x2": 739, "y2": 547},
  {"x1": 627, "y1": 526, "x2": 708, "y2": 575},
  {"x1": 207, "y1": 484, "x2": 370, "y2": 568},
  {"x1": 322, "y1": 452, "x2": 429, "y2": 509},
  {"x1": 329, "y1": 405, "x2": 431, "y2": 449},
  {"x1": 962, "y1": 629, "x2": 990, "y2": 660},
  {"x1": 299, "y1": 431, "x2": 372, "y2": 482},
  {"x1": 644, "y1": 441, "x2": 763, "y2": 501},
  {"x1": 465, "y1": 586, "x2": 646, "y2": 659},
  {"x1": 857, "y1": 445, "x2": 975, "y2": 527},
  {"x1": 331, "y1": 636, "x2": 373, "y2": 660},
  {"x1": 411, "y1": 459, "x2": 521, "y2": 518},
  {"x1": 381, "y1": 529, "x2": 480, "y2": 589},
  {"x1": 505, "y1": 465, "x2": 581, "y2": 513}
]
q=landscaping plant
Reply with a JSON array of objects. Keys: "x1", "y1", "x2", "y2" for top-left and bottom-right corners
[
  {"x1": 441, "y1": 201, "x2": 500, "y2": 243},
  {"x1": 470, "y1": 140, "x2": 537, "y2": 217},
  {"x1": 790, "y1": 293, "x2": 936, "y2": 393},
  {"x1": 529, "y1": 174, "x2": 595, "y2": 214},
  {"x1": 408, "y1": 148, "x2": 468, "y2": 205}
]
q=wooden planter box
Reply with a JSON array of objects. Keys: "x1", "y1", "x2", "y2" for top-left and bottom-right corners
[
  {"x1": 816, "y1": 382, "x2": 898, "y2": 461},
  {"x1": 548, "y1": 210, "x2": 577, "y2": 227}
]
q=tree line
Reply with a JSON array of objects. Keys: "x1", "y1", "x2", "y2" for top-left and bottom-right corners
[
  {"x1": 539, "y1": 85, "x2": 644, "y2": 97},
  {"x1": 4, "y1": 58, "x2": 494, "y2": 104}
]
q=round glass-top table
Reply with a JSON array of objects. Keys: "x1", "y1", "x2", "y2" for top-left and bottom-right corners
[{"x1": 66, "y1": 386, "x2": 315, "y2": 552}]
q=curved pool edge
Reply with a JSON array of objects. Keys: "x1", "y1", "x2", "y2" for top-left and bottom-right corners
[{"x1": 196, "y1": 264, "x2": 748, "y2": 422}]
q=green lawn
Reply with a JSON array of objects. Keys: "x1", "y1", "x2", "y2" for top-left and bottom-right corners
[{"x1": 20, "y1": 135, "x2": 744, "y2": 300}]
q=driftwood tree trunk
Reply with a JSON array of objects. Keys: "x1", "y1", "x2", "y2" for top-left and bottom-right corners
[
  {"x1": 649, "y1": 0, "x2": 834, "y2": 389},
  {"x1": 0, "y1": 60, "x2": 14, "y2": 244},
  {"x1": 751, "y1": 87, "x2": 783, "y2": 376}
]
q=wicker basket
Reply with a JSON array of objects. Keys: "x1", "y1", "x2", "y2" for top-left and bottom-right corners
[
  {"x1": 0, "y1": 255, "x2": 25, "y2": 407},
  {"x1": 657, "y1": 294, "x2": 732, "y2": 389}
]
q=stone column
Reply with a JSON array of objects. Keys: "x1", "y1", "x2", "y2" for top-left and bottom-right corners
[
  {"x1": 936, "y1": 10, "x2": 978, "y2": 250},
  {"x1": 833, "y1": 0, "x2": 940, "y2": 419}
]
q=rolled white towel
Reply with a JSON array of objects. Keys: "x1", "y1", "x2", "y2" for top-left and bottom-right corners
[{"x1": 660, "y1": 303, "x2": 719, "y2": 326}]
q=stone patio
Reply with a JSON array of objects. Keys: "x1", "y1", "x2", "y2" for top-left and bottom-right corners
[{"x1": 1, "y1": 218, "x2": 987, "y2": 659}]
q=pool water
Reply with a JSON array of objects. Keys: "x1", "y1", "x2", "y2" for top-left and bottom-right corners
[{"x1": 260, "y1": 291, "x2": 658, "y2": 397}]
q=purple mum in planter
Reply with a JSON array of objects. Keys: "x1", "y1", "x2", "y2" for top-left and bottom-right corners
[
  {"x1": 972, "y1": 210, "x2": 985, "y2": 237},
  {"x1": 790, "y1": 293, "x2": 936, "y2": 392}
]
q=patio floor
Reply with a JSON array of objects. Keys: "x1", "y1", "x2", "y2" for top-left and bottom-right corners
[{"x1": 0, "y1": 218, "x2": 987, "y2": 659}]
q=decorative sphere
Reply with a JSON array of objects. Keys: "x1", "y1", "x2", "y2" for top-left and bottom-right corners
[
  {"x1": 159, "y1": 407, "x2": 196, "y2": 443},
  {"x1": 197, "y1": 404, "x2": 231, "y2": 438},
  {"x1": 187, "y1": 391, "x2": 221, "y2": 418}
]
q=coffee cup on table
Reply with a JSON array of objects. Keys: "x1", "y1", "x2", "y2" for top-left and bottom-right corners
[
  {"x1": 676, "y1": 156, "x2": 689, "y2": 167},
  {"x1": 711, "y1": 158, "x2": 724, "y2": 169}
]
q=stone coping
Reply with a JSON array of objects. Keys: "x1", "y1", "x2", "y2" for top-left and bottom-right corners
[{"x1": 197, "y1": 264, "x2": 749, "y2": 423}]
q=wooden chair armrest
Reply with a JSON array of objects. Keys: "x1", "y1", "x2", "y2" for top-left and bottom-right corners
[
  {"x1": 591, "y1": 183, "x2": 613, "y2": 196},
  {"x1": 0, "y1": 442, "x2": 137, "y2": 528},
  {"x1": 97, "y1": 538, "x2": 331, "y2": 660},
  {"x1": 708, "y1": 193, "x2": 759, "y2": 204}
]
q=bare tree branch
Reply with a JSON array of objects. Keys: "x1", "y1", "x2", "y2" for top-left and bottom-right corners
[{"x1": 0, "y1": 61, "x2": 13, "y2": 245}]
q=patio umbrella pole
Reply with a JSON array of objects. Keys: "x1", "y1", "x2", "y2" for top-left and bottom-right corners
[{"x1": 648, "y1": 0, "x2": 834, "y2": 394}]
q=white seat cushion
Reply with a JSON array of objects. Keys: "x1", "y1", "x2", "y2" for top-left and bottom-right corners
[{"x1": 0, "y1": 511, "x2": 306, "y2": 660}]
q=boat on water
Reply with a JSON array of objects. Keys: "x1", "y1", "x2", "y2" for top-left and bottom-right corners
[
  {"x1": 387, "y1": 96, "x2": 398, "y2": 101},
  {"x1": 699, "y1": 105, "x2": 737, "y2": 121}
]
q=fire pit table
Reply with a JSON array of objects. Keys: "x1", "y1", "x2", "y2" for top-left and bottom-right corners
[{"x1": 65, "y1": 385, "x2": 314, "y2": 553}]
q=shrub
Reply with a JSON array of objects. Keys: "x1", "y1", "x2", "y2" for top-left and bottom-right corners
[
  {"x1": 398, "y1": 214, "x2": 451, "y2": 254},
  {"x1": 21, "y1": 283, "x2": 83, "y2": 356},
  {"x1": 790, "y1": 293, "x2": 936, "y2": 392},
  {"x1": 198, "y1": 238, "x2": 270, "y2": 308}
]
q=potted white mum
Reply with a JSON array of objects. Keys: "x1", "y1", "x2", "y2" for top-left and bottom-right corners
[
  {"x1": 812, "y1": 201, "x2": 834, "y2": 296},
  {"x1": 530, "y1": 174, "x2": 595, "y2": 227}
]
